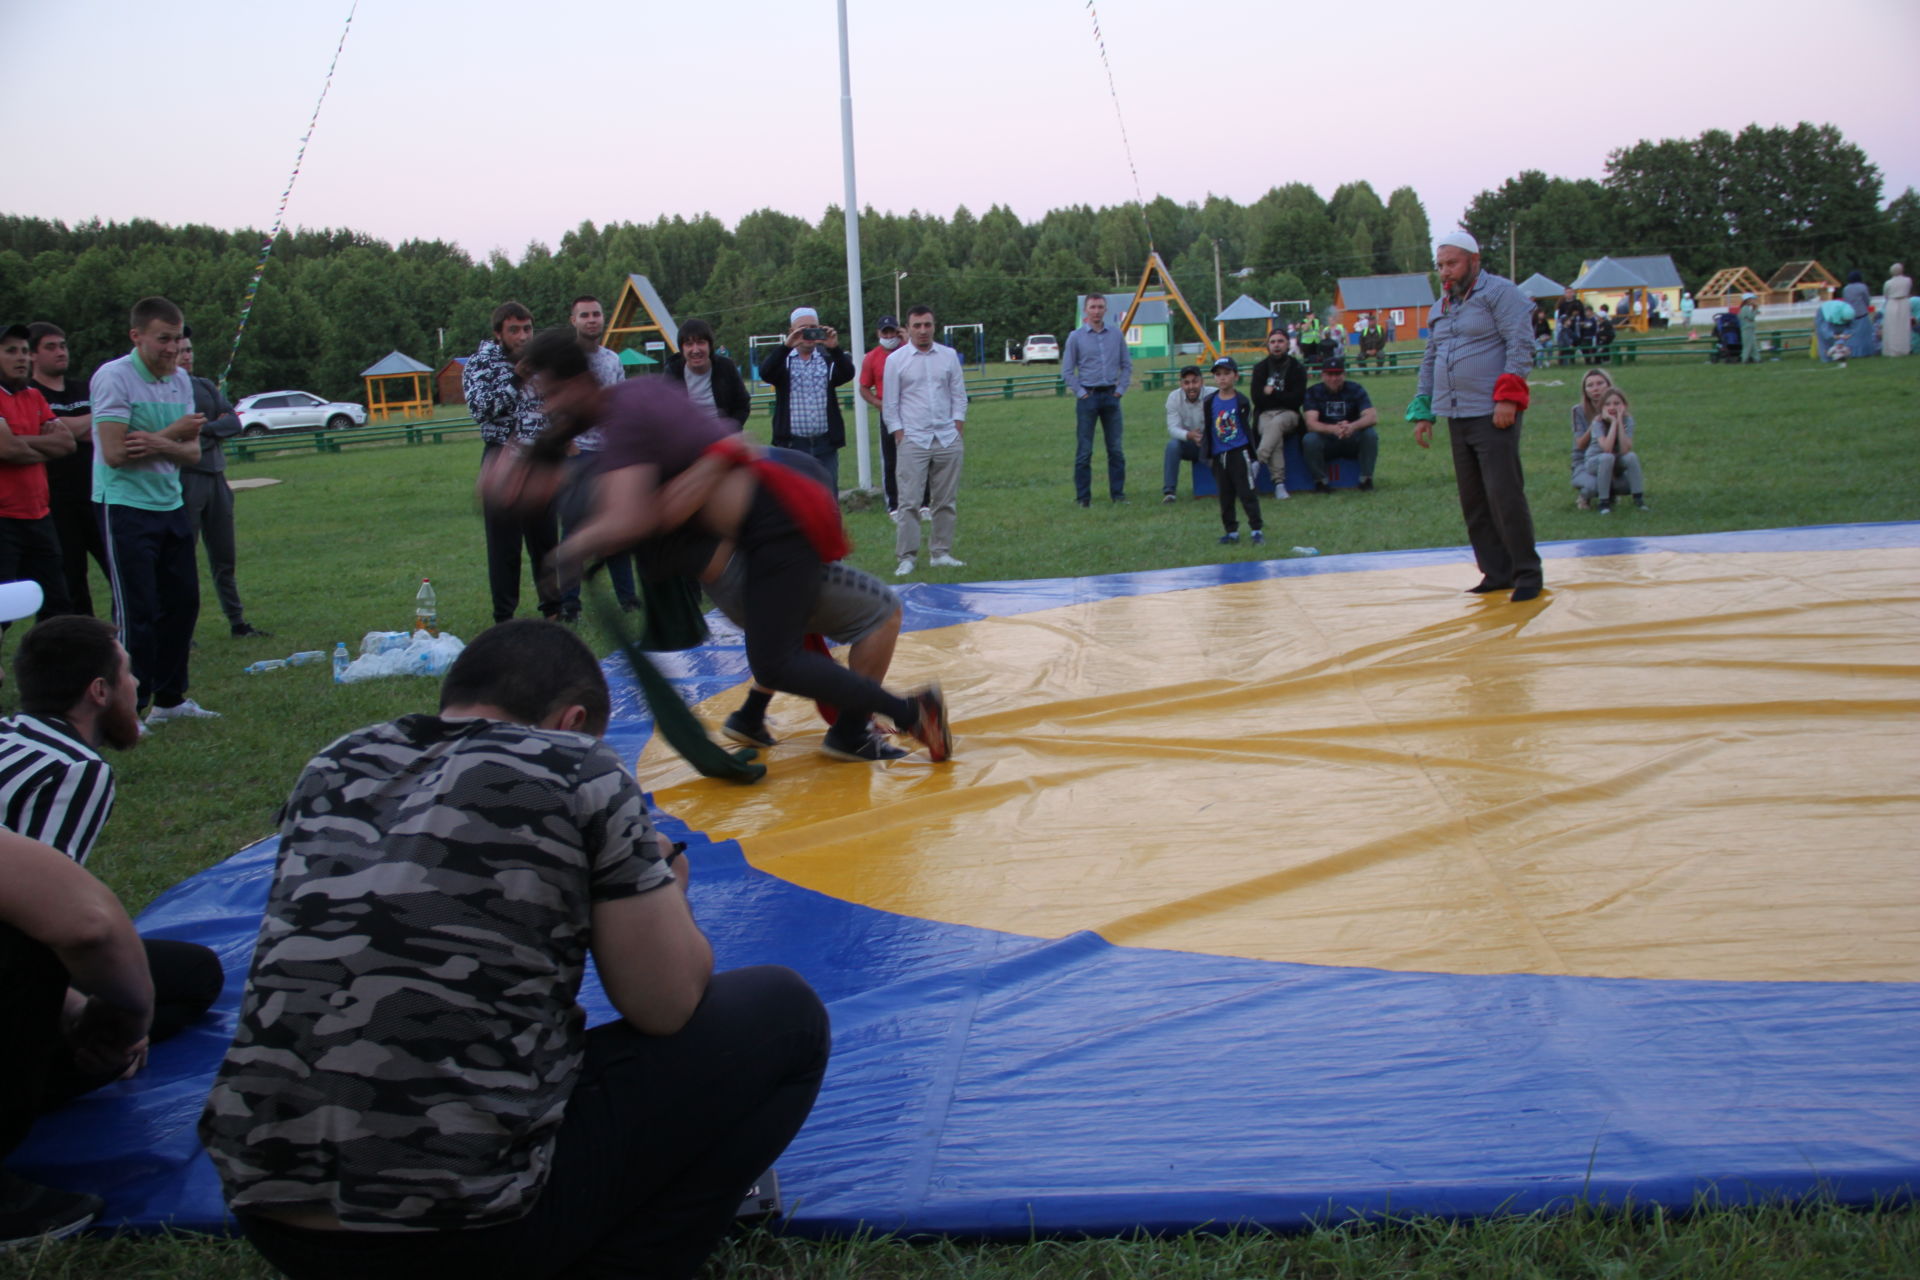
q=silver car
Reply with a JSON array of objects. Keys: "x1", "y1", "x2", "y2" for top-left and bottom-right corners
[{"x1": 234, "y1": 390, "x2": 368, "y2": 435}]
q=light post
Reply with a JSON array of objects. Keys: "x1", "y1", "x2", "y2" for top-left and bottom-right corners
[{"x1": 895, "y1": 271, "x2": 909, "y2": 321}]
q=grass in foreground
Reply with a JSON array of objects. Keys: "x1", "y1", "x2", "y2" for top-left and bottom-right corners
[{"x1": 1, "y1": 353, "x2": 1914, "y2": 1277}]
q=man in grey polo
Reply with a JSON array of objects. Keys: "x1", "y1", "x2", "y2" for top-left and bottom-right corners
[
  {"x1": 884, "y1": 305, "x2": 968, "y2": 577},
  {"x1": 1060, "y1": 294, "x2": 1132, "y2": 506},
  {"x1": 1410, "y1": 230, "x2": 1541, "y2": 602}
]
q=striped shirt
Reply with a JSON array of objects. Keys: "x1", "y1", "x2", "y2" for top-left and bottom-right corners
[{"x1": 0, "y1": 714, "x2": 115, "y2": 865}]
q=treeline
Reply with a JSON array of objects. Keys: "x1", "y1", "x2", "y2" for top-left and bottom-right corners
[
  {"x1": 0, "y1": 182, "x2": 1431, "y2": 401},
  {"x1": 1463, "y1": 122, "x2": 1917, "y2": 288}
]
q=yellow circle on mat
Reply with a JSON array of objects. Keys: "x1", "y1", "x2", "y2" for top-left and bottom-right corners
[{"x1": 638, "y1": 548, "x2": 1920, "y2": 984}]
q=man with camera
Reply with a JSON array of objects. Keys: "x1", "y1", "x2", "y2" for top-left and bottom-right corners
[{"x1": 758, "y1": 307, "x2": 855, "y2": 496}]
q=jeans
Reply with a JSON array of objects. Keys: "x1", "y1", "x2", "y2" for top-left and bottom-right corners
[
  {"x1": 787, "y1": 435, "x2": 840, "y2": 496},
  {"x1": 1073, "y1": 390, "x2": 1126, "y2": 503},
  {"x1": 1162, "y1": 438, "x2": 1201, "y2": 494}
]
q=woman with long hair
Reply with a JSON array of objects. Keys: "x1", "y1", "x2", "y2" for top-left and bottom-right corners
[{"x1": 1568, "y1": 368, "x2": 1614, "y2": 510}]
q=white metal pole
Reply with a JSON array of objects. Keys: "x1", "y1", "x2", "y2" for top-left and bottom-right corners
[{"x1": 837, "y1": 0, "x2": 871, "y2": 491}]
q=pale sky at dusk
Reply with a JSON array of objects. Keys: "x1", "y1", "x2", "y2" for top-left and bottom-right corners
[{"x1": 9, "y1": 0, "x2": 1918, "y2": 264}]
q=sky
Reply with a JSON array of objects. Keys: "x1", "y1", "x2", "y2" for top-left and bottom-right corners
[{"x1": 9, "y1": 0, "x2": 1919, "y2": 266}]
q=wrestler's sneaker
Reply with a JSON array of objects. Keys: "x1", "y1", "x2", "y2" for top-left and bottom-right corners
[
  {"x1": 722, "y1": 710, "x2": 776, "y2": 749},
  {"x1": 146, "y1": 698, "x2": 221, "y2": 726},
  {"x1": 906, "y1": 685, "x2": 952, "y2": 763},
  {"x1": 821, "y1": 728, "x2": 908, "y2": 763}
]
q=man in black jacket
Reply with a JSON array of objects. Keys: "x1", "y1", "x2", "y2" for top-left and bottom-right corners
[
  {"x1": 1249, "y1": 329, "x2": 1306, "y2": 500},
  {"x1": 757, "y1": 307, "x2": 854, "y2": 495},
  {"x1": 177, "y1": 331, "x2": 268, "y2": 638},
  {"x1": 663, "y1": 318, "x2": 750, "y2": 429}
]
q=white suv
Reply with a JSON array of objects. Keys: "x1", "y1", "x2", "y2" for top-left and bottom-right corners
[
  {"x1": 234, "y1": 390, "x2": 368, "y2": 435},
  {"x1": 1021, "y1": 334, "x2": 1060, "y2": 363}
]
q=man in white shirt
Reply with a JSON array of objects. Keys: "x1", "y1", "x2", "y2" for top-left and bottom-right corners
[
  {"x1": 1161, "y1": 365, "x2": 1204, "y2": 501},
  {"x1": 883, "y1": 307, "x2": 968, "y2": 577}
]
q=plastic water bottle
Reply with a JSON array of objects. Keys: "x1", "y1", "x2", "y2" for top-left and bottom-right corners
[
  {"x1": 1291, "y1": 546, "x2": 1320, "y2": 557},
  {"x1": 243, "y1": 658, "x2": 288, "y2": 675},
  {"x1": 286, "y1": 650, "x2": 326, "y2": 667},
  {"x1": 332, "y1": 642, "x2": 350, "y2": 683},
  {"x1": 414, "y1": 578, "x2": 438, "y2": 636}
]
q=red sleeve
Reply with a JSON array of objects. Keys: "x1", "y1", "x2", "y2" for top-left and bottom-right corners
[{"x1": 1494, "y1": 373, "x2": 1530, "y2": 410}]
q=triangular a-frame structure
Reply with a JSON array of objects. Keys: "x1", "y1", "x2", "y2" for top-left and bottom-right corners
[
  {"x1": 606, "y1": 273, "x2": 681, "y2": 355},
  {"x1": 1696, "y1": 266, "x2": 1767, "y2": 309},
  {"x1": 1765, "y1": 260, "x2": 1841, "y2": 305},
  {"x1": 1118, "y1": 253, "x2": 1217, "y2": 365}
]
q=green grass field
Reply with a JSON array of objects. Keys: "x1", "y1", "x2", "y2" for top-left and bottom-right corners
[{"x1": 3, "y1": 352, "x2": 1916, "y2": 1278}]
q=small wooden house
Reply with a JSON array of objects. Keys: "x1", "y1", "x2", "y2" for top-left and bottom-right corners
[
  {"x1": 435, "y1": 357, "x2": 468, "y2": 405},
  {"x1": 1696, "y1": 267, "x2": 1769, "y2": 311},
  {"x1": 1333, "y1": 274, "x2": 1435, "y2": 340}
]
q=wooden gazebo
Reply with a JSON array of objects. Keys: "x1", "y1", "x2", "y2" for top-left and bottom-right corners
[
  {"x1": 1765, "y1": 261, "x2": 1841, "y2": 306},
  {"x1": 1696, "y1": 267, "x2": 1768, "y2": 310},
  {"x1": 360, "y1": 351, "x2": 435, "y2": 422}
]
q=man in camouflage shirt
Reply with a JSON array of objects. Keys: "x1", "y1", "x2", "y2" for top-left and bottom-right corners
[
  {"x1": 199, "y1": 620, "x2": 829, "y2": 1280},
  {"x1": 464, "y1": 302, "x2": 564, "y2": 623}
]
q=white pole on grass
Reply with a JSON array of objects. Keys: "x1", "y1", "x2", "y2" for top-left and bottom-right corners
[{"x1": 837, "y1": 0, "x2": 871, "y2": 492}]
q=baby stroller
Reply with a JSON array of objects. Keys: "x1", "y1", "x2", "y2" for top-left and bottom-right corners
[{"x1": 1709, "y1": 310, "x2": 1742, "y2": 363}]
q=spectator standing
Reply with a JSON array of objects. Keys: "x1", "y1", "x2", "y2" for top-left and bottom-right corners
[
  {"x1": 90, "y1": 297, "x2": 217, "y2": 723},
  {"x1": 555, "y1": 297, "x2": 627, "y2": 621},
  {"x1": 1585, "y1": 387, "x2": 1647, "y2": 514},
  {"x1": 1592, "y1": 306, "x2": 1616, "y2": 364},
  {"x1": 199, "y1": 621, "x2": 831, "y2": 1280},
  {"x1": 1679, "y1": 291, "x2": 1696, "y2": 329},
  {"x1": 1409, "y1": 230, "x2": 1541, "y2": 603},
  {"x1": 1248, "y1": 329, "x2": 1305, "y2": 500},
  {"x1": 1162, "y1": 365, "x2": 1205, "y2": 501},
  {"x1": 1884, "y1": 264, "x2": 1912, "y2": 358},
  {"x1": 1739, "y1": 294, "x2": 1759, "y2": 364},
  {"x1": 1200, "y1": 357, "x2": 1261, "y2": 546},
  {"x1": 26, "y1": 325, "x2": 104, "y2": 616},
  {"x1": 759, "y1": 307, "x2": 854, "y2": 495},
  {"x1": 664, "y1": 319, "x2": 752, "y2": 428},
  {"x1": 1842, "y1": 271, "x2": 1879, "y2": 358},
  {"x1": 1060, "y1": 294, "x2": 1131, "y2": 506},
  {"x1": 0, "y1": 325, "x2": 74, "y2": 622},
  {"x1": 1554, "y1": 286, "x2": 1580, "y2": 365},
  {"x1": 884, "y1": 306, "x2": 968, "y2": 578},
  {"x1": 856, "y1": 316, "x2": 910, "y2": 515},
  {"x1": 176, "y1": 331, "x2": 268, "y2": 638},
  {"x1": 464, "y1": 302, "x2": 563, "y2": 624},
  {"x1": 1300, "y1": 359, "x2": 1379, "y2": 493}
]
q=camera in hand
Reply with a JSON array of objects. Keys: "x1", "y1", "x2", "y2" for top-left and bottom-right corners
[{"x1": 800, "y1": 326, "x2": 829, "y2": 341}]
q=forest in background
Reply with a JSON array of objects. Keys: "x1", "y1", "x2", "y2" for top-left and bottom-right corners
[{"x1": 0, "y1": 122, "x2": 1910, "y2": 402}]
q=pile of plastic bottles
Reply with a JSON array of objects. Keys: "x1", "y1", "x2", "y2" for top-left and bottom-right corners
[{"x1": 335, "y1": 630, "x2": 465, "y2": 683}]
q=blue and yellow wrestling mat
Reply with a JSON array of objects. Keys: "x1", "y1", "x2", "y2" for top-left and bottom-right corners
[{"x1": 17, "y1": 524, "x2": 1919, "y2": 1235}]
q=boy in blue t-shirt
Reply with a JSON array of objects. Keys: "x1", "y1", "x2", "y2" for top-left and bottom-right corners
[{"x1": 1201, "y1": 357, "x2": 1262, "y2": 545}]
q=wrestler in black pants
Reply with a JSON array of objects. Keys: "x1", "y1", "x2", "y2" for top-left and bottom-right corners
[
  {"x1": 1445, "y1": 412, "x2": 1541, "y2": 591},
  {"x1": 239, "y1": 966, "x2": 831, "y2": 1280},
  {"x1": 480, "y1": 443, "x2": 562, "y2": 623}
]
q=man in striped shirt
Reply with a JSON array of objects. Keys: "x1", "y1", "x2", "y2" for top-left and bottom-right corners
[{"x1": 0, "y1": 615, "x2": 221, "y2": 1084}]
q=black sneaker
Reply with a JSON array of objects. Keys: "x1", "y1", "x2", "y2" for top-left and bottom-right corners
[
  {"x1": 1357, "y1": 477, "x2": 1375, "y2": 492},
  {"x1": 1217, "y1": 531, "x2": 1239, "y2": 545},
  {"x1": 231, "y1": 622, "x2": 272, "y2": 639},
  {"x1": 0, "y1": 1171, "x2": 102, "y2": 1252},
  {"x1": 722, "y1": 710, "x2": 776, "y2": 749},
  {"x1": 1633, "y1": 494, "x2": 1649, "y2": 510},
  {"x1": 821, "y1": 729, "x2": 908, "y2": 762},
  {"x1": 1312, "y1": 480, "x2": 1332, "y2": 494},
  {"x1": 1162, "y1": 492, "x2": 1176, "y2": 504}
]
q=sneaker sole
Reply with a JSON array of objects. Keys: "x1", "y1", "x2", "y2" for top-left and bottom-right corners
[
  {"x1": 0, "y1": 1206, "x2": 99, "y2": 1252},
  {"x1": 721, "y1": 725, "x2": 777, "y2": 749},
  {"x1": 820, "y1": 740, "x2": 907, "y2": 763}
]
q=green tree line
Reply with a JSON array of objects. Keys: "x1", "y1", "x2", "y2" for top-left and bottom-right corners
[
  {"x1": 1462, "y1": 122, "x2": 1917, "y2": 289},
  {"x1": 0, "y1": 182, "x2": 1429, "y2": 402}
]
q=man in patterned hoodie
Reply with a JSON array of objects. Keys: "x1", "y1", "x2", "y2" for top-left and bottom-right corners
[
  {"x1": 200, "y1": 620, "x2": 829, "y2": 1280},
  {"x1": 464, "y1": 303, "x2": 564, "y2": 623}
]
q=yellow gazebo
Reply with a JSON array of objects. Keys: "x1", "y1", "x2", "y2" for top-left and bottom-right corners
[{"x1": 360, "y1": 351, "x2": 435, "y2": 423}]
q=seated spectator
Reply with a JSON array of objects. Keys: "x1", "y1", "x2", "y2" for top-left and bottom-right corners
[
  {"x1": 199, "y1": 620, "x2": 829, "y2": 1280},
  {"x1": 1531, "y1": 305, "x2": 1554, "y2": 366},
  {"x1": 1589, "y1": 306, "x2": 1616, "y2": 364},
  {"x1": 1586, "y1": 387, "x2": 1647, "y2": 513},
  {"x1": 1358, "y1": 314, "x2": 1388, "y2": 370},
  {"x1": 1162, "y1": 365, "x2": 1205, "y2": 501},
  {"x1": 1300, "y1": 359, "x2": 1378, "y2": 493},
  {"x1": 1568, "y1": 369, "x2": 1616, "y2": 510}
]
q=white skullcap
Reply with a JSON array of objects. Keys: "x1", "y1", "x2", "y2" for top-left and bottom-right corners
[
  {"x1": 1435, "y1": 229, "x2": 1479, "y2": 255},
  {"x1": 790, "y1": 306, "x2": 819, "y2": 326}
]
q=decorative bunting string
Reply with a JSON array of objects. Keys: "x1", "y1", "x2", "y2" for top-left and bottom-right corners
[
  {"x1": 1083, "y1": 0, "x2": 1153, "y2": 251},
  {"x1": 220, "y1": 1, "x2": 359, "y2": 392}
]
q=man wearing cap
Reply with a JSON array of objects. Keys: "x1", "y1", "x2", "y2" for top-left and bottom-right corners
[
  {"x1": 760, "y1": 308, "x2": 854, "y2": 496},
  {"x1": 1161, "y1": 365, "x2": 1205, "y2": 501},
  {"x1": 1410, "y1": 231, "x2": 1542, "y2": 602},
  {"x1": 857, "y1": 315, "x2": 910, "y2": 515},
  {"x1": 1249, "y1": 329, "x2": 1306, "y2": 500},
  {"x1": 0, "y1": 325, "x2": 75, "y2": 624},
  {"x1": 1060, "y1": 293, "x2": 1131, "y2": 506},
  {"x1": 1301, "y1": 359, "x2": 1378, "y2": 493}
]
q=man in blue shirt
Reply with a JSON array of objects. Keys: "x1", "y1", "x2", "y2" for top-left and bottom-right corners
[
  {"x1": 1300, "y1": 359, "x2": 1379, "y2": 493},
  {"x1": 1060, "y1": 294, "x2": 1132, "y2": 506},
  {"x1": 1410, "y1": 230, "x2": 1541, "y2": 602}
]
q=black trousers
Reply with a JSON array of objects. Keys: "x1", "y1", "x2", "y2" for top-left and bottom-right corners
[
  {"x1": 180, "y1": 470, "x2": 248, "y2": 628},
  {"x1": 0, "y1": 514, "x2": 73, "y2": 623},
  {"x1": 99, "y1": 503, "x2": 200, "y2": 709},
  {"x1": 1446, "y1": 413, "x2": 1541, "y2": 590},
  {"x1": 1, "y1": 925, "x2": 223, "y2": 1159},
  {"x1": 49, "y1": 485, "x2": 108, "y2": 617},
  {"x1": 481, "y1": 444, "x2": 562, "y2": 623},
  {"x1": 1211, "y1": 449, "x2": 1262, "y2": 534},
  {"x1": 238, "y1": 966, "x2": 830, "y2": 1280}
]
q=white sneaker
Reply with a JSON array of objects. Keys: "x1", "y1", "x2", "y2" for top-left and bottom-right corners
[
  {"x1": 894, "y1": 556, "x2": 916, "y2": 577},
  {"x1": 918, "y1": 506, "x2": 932, "y2": 522},
  {"x1": 929, "y1": 554, "x2": 966, "y2": 568},
  {"x1": 146, "y1": 698, "x2": 221, "y2": 725},
  {"x1": 1273, "y1": 485, "x2": 1290, "y2": 500}
]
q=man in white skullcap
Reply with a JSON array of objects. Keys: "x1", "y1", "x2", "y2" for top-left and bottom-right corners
[
  {"x1": 1408, "y1": 229, "x2": 1543, "y2": 602},
  {"x1": 758, "y1": 305, "x2": 855, "y2": 494}
]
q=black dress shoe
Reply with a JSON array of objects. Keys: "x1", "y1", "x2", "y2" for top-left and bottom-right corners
[
  {"x1": 1510, "y1": 583, "x2": 1543, "y2": 603},
  {"x1": 1466, "y1": 578, "x2": 1513, "y2": 594},
  {"x1": 231, "y1": 622, "x2": 273, "y2": 639}
]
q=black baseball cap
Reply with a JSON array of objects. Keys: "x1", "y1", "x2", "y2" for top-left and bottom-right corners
[
  {"x1": 876, "y1": 315, "x2": 900, "y2": 331},
  {"x1": 1322, "y1": 357, "x2": 1346, "y2": 373},
  {"x1": 0, "y1": 323, "x2": 30, "y2": 344},
  {"x1": 1211, "y1": 356, "x2": 1238, "y2": 373}
]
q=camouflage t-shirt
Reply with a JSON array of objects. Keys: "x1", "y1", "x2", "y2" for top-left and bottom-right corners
[{"x1": 198, "y1": 714, "x2": 669, "y2": 1230}]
